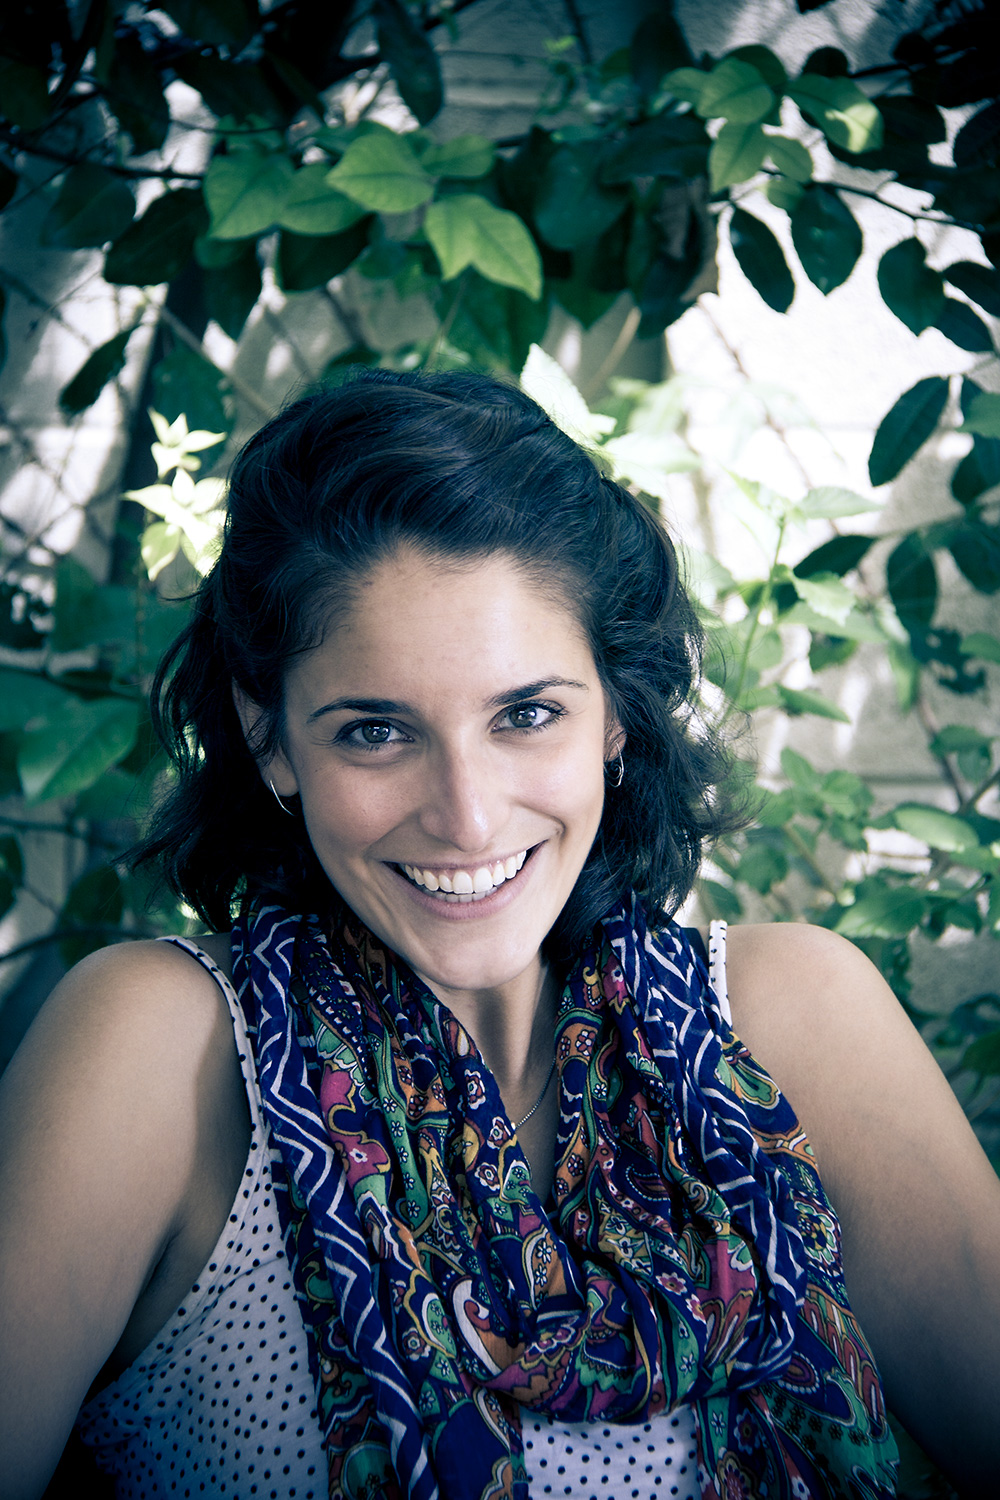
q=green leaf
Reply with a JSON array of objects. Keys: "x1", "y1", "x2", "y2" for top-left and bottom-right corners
[
  {"x1": 776, "y1": 685, "x2": 850, "y2": 722},
  {"x1": 661, "y1": 67, "x2": 711, "y2": 110},
  {"x1": 326, "y1": 131, "x2": 434, "y2": 214},
  {"x1": 160, "y1": 0, "x2": 255, "y2": 48},
  {"x1": 105, "y1": 187, "x2": 207, "y2": 286},
  {"x1": 141, "y1": 521, "x2": 182, "y2": 582},
  {"x1": 734, "y1": 842, "x2": 788, "y2": 895},
  {"x1": 697, "y1": 58, "x2": 774, "y2": 124},
  {"x1": 58, "y1": 866, "x2": 125, "y2": 968},
  {"x1": 421, "y1": 135, "x2": 495, "y2": 180},
  {"x1": 781, "y1": 746, "x2": 821, "y2": 791},
  {"x1": 728, "y1": 207, "x2": 793, "y2": 310},
  {"x1": 40, "y1": 164, "x2": 135, "y2": 250},
  {"x1": 375, "y1": 0, "x2": 443, "y2": 125},
  {"x1": 791, "y1": 572, "x2": 855, "y2": 626},
  {"x1": 868, "y1": 376, "x2": 949, "y2": 487},
  {"x1": 0, "y1": 671, "x2": 71, "y2": 733},
  {"x1": 788, "y1": 74, "x2": 883, "y2": 153},
  {"x1": 203, "y1": 244, "x2": 262, "y2": 338},
  {"x1": 796, "y1": 486, "x2": 876, "y2": 519},
  {"x1": 425, "y1": 195, "x2": 542, "y2": 299},
  {"x1": 943, "y1": 260, "x2": 1000, "y2": 317},
  {"x1": 0, "y1": 59, "x2": 51, "y2": 129},
  {"x1": 49, "y1": 556, "x2": 135, "y2": 655},
  {"x1": 794, "y1": 534, "x2": 874, "y2": 578},
  {"x1": 725, "y1": 46, "x2": 787, "y2": 95},
  {"x1": 887, "y1": 638, "x2": 920, "y2": 711},
  {"x1": 18, "y1": 697, "x2": 139, "y2": 804},
  {"x1": 835, "y1": 886, "x2": 928, "y2": 938},
  {"x1": 519, "y1": 344, "x2": 615, "y2": 447},
  {"x1": 698, "y1": 877, "x2": 743, "y2": 922},
  {"x1": 0, "y1": 162, "x2": 16, "y2": 212},
  {"x1": 893, "y1": 803, "x2": 979, "y2": 852},
  {"x1": 709, "y1": 123, "x2": 767, "y2": 191},
  {"x1": 947, "y1": 520, "x2": 1000, "y2": 594},
  {"x1": 276, "y1": 163, "x2": 370, "y2": 235},
  {"x1": 877, "y1": 239, "x2": 945, "y2": 334},
  {"x1": 204, "y1": 149, "x2": 295, "y2": 239},
  {"x1": 152, "y1": 347, "x2": 231, "y2": 440},
  {"x1": 962, "y1": 1029, "x2": 1000, "y2": 1077},
  {"x1": 765, "y1": 177, "x2": 804, "y2": 213},
  {"x1": 275, "y1": 220, "x2": 370, "y2": 292},
  {"x1": 935, "y1": 298, "x2": 993, "y2": 353},
  {"x1": 961, "y1": 632, "x2": 1000, "y2": 665},
  {"x1": 535, "y1": 144, "x2": 628, "y2": 250},
  {"x1": 952, "y1": 434, "x2": 1000, "y2": 505},
  {"x1": 0, "y1": 833, "x2": 22, "y2": 919},
  {"x1": 107, "y1": 33, "x2": 169, "y2": 153},
  {"x1": 887, "y1": 533, "x2": 937, "y2": 630},
  {"x1": 629, "y1": 11, "x2": 693, "y2": 97},
  {"x1": 791, "y1": 187, "x2": 862, "y2": 294},
  {"x1": 930, "y1": 725, "x2": 993, "y2": 784},
  {"x1": 961, "y1": 391, "x2": 1000, "y2": 439},
  {"x1": 765, "y1": 135, "x2": 813, "y2": 183},
  {"x1": 600, "y1": 115, "x2": 709, "y2": 183},
  {"x1": 59, "y1": 329, "x2": 135, "y2": 416}
]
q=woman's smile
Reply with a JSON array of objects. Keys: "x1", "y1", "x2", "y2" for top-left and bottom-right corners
[{"x1": 265, "y1": 547, "x2": 618, "y2": 1014}]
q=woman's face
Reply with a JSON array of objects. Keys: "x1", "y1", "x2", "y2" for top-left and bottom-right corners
[{"x1": 265, "y1": 547, "x2": 616, "y2": 1009}]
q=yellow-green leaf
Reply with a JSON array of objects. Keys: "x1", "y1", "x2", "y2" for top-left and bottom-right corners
[
  {"x1": 709, "y1": 122, "x2": 767, "y2": 190},
  {"x1": 421, "y1": 134, "x2": 495, "y2": 180},
  {"x1": 204, "y1": 150, "x2": 295, "y2": 239},
  {"x1": 18, "y1": 697, "x2": 139, "y2": 804},
  {"x1": 765, "y1": 134, "x2": 813, "y2": 183},
  {"x1": 276, "y1": 163, "x2": 369, "y2": 235},
  {"x1": 424, "y1": 195, "x2": 541, "y2": 299},
  {"x1": 698, "y1": 58, "x2": 774, "y2": 124},
  {"x1": 788, "y1": 75, "x2": 883, "y2": 153},
  {"x1": 326, "y1": 131, "x2": 433, "y2": 214}
]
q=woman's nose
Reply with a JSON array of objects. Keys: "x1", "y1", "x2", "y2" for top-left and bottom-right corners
[{"x1": 416, "y1": 746, "x2": 507, "y2": 854}]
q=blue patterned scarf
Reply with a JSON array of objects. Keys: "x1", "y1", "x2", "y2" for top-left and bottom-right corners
[{"x1": 232, "y1": 895, "x2": 897, "y2": 1499}]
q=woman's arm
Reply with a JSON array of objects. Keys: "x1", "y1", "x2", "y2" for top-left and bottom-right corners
[
  {"x1": 725, "y1": 922, "x2": 1000, "y2": 1494},
  {"x1": 0, "y1": 940, "x2": 248, "y2": 1500}
]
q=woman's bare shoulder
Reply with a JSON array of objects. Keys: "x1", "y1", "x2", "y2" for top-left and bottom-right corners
[
  {"x1": 0, "y1": 933, "x2": 246, "y2": 1498},
  {"x1": 722, "y1": 923, "x2": 1000, "y2": 1487}
]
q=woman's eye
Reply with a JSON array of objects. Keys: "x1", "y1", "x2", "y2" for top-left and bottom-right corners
[
  {"x1": 501, "y1": 703, "x2": 560, "y2": 731},
  {"x1": 340, "y1": 720, "x2": 403, "y2": 747}
]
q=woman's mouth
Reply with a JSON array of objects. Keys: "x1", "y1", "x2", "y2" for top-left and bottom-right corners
[{"x1": 396, "y1": 849, "x2": 529, "y2": 903}]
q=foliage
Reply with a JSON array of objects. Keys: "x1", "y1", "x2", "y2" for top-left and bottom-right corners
[{"x1": 1, "y1": 0, "x2": 999, "y2": 1177}]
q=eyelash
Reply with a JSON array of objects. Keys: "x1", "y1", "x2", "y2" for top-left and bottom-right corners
[{"x1": 334, "y1": 701, "x2": 565, "y2": 751}]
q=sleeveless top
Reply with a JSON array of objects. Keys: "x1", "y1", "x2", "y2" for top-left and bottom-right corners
[{"x1": 75, "y1": 928, "x2": 732, "y2": 1499}]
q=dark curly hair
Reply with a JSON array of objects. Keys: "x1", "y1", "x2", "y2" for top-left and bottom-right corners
[{"x1": 133, "y1": 368, "x2": 739, "y2": 958}]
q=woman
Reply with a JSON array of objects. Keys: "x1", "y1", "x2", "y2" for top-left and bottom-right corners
[{"x1": 1, "y1": 370, "x2": 997, "y2": 1500}]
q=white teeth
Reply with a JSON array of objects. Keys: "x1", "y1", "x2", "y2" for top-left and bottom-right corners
[{"x1": 401, "y1": 850, "x2": 531, "y2": 899}]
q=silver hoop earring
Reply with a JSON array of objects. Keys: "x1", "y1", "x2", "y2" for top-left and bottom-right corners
[
  {"x1": 269, "y1": 779, "x2": 295, "y2": 816},
  {"x1": 606, "y1": 750, "x2": 625, "y2": 788}
]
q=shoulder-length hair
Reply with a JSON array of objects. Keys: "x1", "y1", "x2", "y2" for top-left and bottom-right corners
[{"x1": 133, "y1": 368, "x2": 739, "y2": 958}]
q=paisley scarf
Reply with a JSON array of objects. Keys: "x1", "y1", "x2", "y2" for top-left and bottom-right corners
[{"x1": 232, "y1": 897, "x2": 898, "y2": 1500}]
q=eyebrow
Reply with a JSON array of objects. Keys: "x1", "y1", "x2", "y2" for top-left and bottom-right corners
[{"x1": 306, "y1": 678, "x2": 590, "y2": 723}]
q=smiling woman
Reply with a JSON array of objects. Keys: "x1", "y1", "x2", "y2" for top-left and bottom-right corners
[{"x1": 1, "y1": 371, "x2": 999, "y2": 1500}]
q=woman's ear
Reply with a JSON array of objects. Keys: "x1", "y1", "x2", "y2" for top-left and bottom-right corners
[
  {"x1": 605, "y1": 717, "x2": 626, "y2": 761},
  {"x1": 232, "y1": 684, "x2": 299, "y2": 798}
]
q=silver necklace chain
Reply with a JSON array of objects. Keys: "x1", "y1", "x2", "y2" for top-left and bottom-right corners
[{"x1": 512, "y1": 1053, "x2": 557, "y2": 1131}]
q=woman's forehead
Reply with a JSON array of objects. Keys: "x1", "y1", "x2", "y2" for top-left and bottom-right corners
[{"x1": 286, "y1": 548, "x2": 599, "y2": 707}]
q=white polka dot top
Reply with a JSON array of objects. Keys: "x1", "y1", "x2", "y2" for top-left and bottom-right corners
[{"x1": 76, "y1": 924, "x2": 732, "y2": 1499}]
